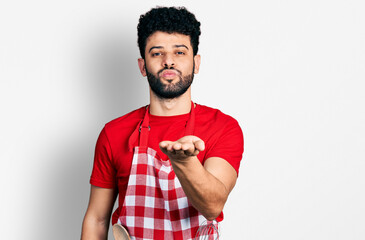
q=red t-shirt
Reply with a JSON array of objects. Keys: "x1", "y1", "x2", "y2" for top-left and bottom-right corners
[{"x1": 90, "y1": 103, "x2": 244, "y2": 224}]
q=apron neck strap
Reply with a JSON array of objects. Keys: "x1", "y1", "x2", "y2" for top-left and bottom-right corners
[
  {"x1": 185, "y1": 101, "x2": 195, "y2": 136},
  {"x1": 139, "y1": 105, "x2": 150, "y2": 147},
  {"x1": 139, "y1": 101, "x2": 196, "y2": 147}
]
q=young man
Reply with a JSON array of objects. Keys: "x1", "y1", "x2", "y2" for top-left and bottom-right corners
[{"x1": 82, "y1": 6, "x2": 244, "y2": 240}]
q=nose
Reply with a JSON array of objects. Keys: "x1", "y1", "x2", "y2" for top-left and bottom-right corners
[{"x1": 162, "y1": 53, "x2": 175, "y2": 68}]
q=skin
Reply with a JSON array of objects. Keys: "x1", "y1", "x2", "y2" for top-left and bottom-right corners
[
  {"x1": 138, "y1": 31, "x2": 201, "y2": 116},
  {"x1": 81, "y1": 186, "x2": 117, "y2": 239},
  {"x1": 81, "y1": 31, "x2": 237, "y2": 239}
]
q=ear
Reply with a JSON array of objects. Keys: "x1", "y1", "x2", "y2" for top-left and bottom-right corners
[
  {"x1": 138, "y1": 58, "x2": 147, "y2": 77},
  {"x1": 193, "y1": 54, "x2": 201, "y2": 74}
]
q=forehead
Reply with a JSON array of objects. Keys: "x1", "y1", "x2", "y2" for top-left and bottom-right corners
[{"x1": 146, "y1": 31, "x2": 192, "y2": 49}]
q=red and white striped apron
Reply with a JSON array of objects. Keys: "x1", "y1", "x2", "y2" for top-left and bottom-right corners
[{"x1": 117, "y1": 102, "x2": 218, "y2": 240}]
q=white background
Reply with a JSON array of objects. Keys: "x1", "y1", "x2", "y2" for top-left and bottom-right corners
[{"x1": 1, "y1": 0, "x2": 364, "y2": 239}]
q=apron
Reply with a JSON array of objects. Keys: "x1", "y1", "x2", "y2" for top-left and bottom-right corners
[{"x1": 117, "y1": 102, "x2": 218, "y2": 240}]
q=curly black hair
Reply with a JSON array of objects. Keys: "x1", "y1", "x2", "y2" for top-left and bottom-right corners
[{"x1": 137, "y1": 6, "x2": 201, "y2": 59}]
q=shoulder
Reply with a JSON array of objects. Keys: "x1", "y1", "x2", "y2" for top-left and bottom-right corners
[
  {"x1": 103, "y1": 106, "x2": 146, "y2": 139},
  {"x1": 196, "y1": 104, "x2": 241, "y2": 129},
  {"x1": 195, "y1": 103, "x2": 243, "y2": 147}
]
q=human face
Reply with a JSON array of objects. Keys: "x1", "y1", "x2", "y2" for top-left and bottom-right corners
[{"x1": 138, "y1": 31, "x2": 201, "y2": 99}]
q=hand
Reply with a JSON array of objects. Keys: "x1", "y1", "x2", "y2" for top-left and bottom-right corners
[{"x1": 159, "y1": 135, "x2": 205, "y2": 162}]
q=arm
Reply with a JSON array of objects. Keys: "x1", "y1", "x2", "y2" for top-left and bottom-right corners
[
  {"x1": 81, "y1": 185, "x2": 117, "y2": 240},
  {"x1": 159, "y1": 136, "x2": 237, "y2": 221}
]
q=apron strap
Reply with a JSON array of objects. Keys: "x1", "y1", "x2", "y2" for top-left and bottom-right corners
[
  {"x1": 139, "y1": 105, "x2": 150, "y2": 147},
  {"x1": 185, "y1": 101, "x2": 195, "y2": 136}
]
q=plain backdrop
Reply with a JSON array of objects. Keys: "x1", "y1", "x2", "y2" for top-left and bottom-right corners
[{"x1": 1, "y1": 0, "x2": 364, "y2": 239}]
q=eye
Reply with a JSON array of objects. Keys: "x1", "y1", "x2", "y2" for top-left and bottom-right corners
[
  {"x1": 176, "y1": 51, "x2": 185, "y2": 55},
  {"x1": 152, "y1": 52, "x2": 161, "y2": 57}
]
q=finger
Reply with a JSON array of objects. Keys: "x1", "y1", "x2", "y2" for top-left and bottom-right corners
[
  {"x1": 159, "y1": 141, "x2": 173, "y2": 152},
  {"x1": 159, "y1": 141, "x2": 168, "y2": 148},
  {"x1": 193, "y1": 149, "x2": 201, "y2": 156},
  {"x1": 193, "y1": 139, "x2": 205, "y2": 151},
  {"x1": 181, "y1": 142, "x2": 195, "y2": 155},
  {"x1": 181, "y1": 142, "x2": 193, "y2": 151},
  {"x1": 166, "y1": 144, "x2": 173, "y2": 151},
  {"x1": 173, "y1": 149, "x2": 186, "y2": 156},
  {"x1": 172, "y1": 143, "x2": 182, "y2": 151}
]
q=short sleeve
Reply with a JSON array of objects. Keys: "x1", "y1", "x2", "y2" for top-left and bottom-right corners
[
  {"x1": 90, "y1": 127, "x2": 117, "y2": 188},
  {"x1": 205, "y1": 118, "x2": 244, "y2": 175}
]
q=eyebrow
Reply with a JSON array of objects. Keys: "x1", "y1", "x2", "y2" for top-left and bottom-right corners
[
  {"x1": 174, "y1": 44, "x2": 189, "y2": 50},
  {"x1": 148, "y1": 44, "x2": 189, "y2": 53}
]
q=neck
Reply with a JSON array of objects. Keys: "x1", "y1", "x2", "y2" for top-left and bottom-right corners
[{"x1": 149, "y1": 88, "x2": 192, "y2": 116}]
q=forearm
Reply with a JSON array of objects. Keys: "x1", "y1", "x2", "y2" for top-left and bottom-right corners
[
  {"x1": 171, "y1": 156, "x2": 228, "y2": 221},
  {"x1": 81, "y1": 214, "x2": 110, "y2": 240}
]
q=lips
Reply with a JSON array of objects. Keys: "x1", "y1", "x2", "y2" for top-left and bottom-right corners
[{"x1": 160, "y1": 70, "x2": 178, "y2": 78}]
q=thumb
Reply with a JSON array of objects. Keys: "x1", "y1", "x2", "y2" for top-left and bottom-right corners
[{"x1": 193, "y1": 138, "x2": 205, "y2": 152}]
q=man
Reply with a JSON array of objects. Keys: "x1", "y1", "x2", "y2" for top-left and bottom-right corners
[{"x1": 82, "y1": 6, "x2": 244, "y2": 240}]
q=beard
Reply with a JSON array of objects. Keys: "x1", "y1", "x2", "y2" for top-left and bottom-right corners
[{"x1": 146, "y1": 65, "x2": 194, "y2": 99}]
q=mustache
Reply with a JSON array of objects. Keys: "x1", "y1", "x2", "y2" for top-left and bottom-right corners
[{"x1": 157, "y1": 66, "x2": 182, "y2": 76}]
